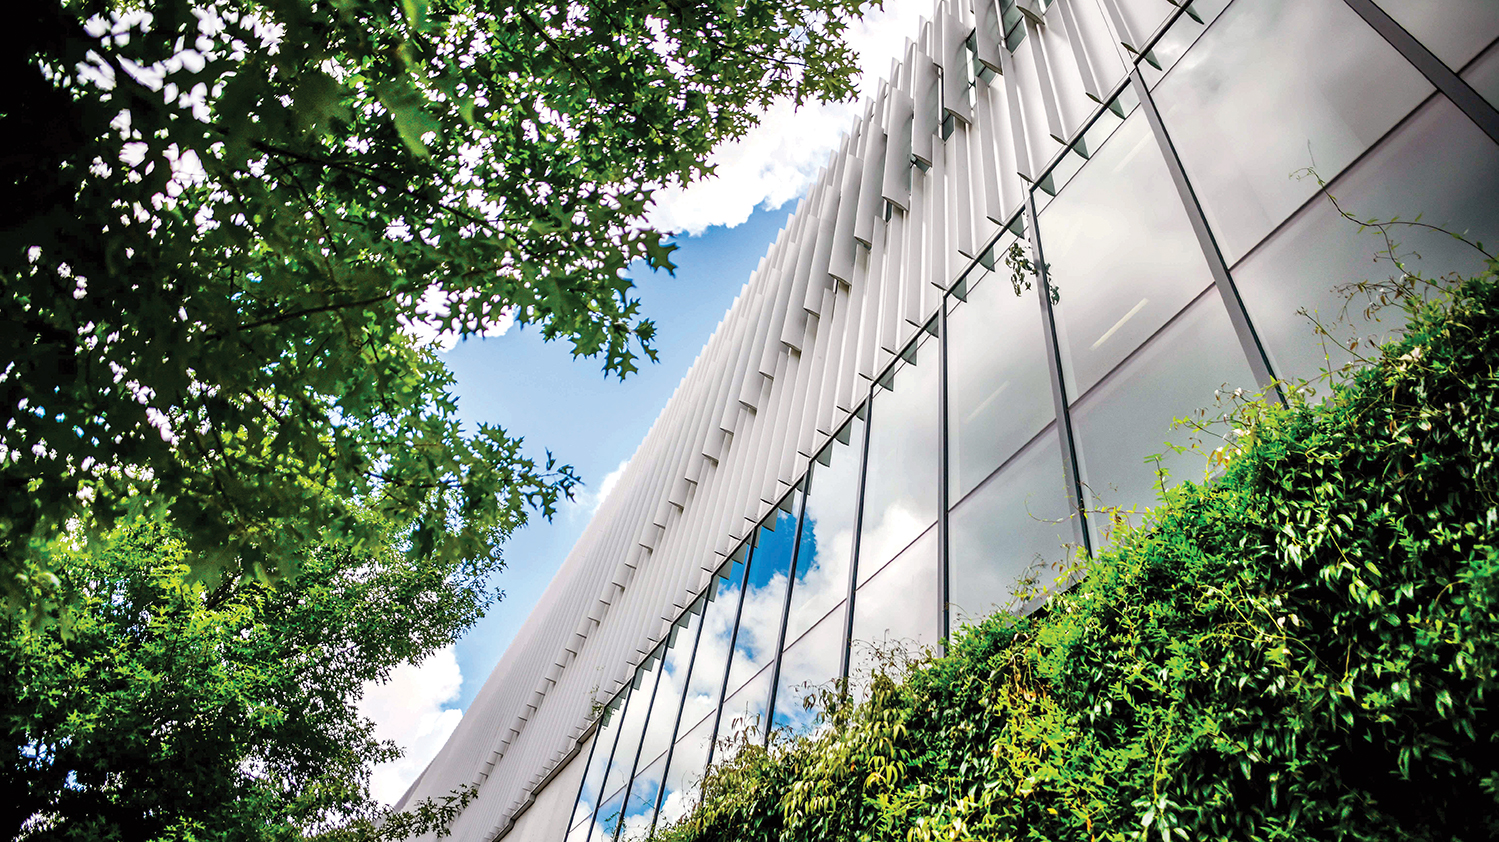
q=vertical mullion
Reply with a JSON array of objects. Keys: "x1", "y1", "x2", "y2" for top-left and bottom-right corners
[
  {"x1": 840, "y1": 392, "x2": 875, "y2": 687},
  {"x1": 937, "y1": 304, "x2": 951, "y2": 649},
  {"x1": 1025, "y1": 191, "x2": 1092, "y2": 557},
  {"x1": 764, "y1": 475, "x2": 812, "y2": 746},
  {"x1": 703, "y1": 541, "x2": 753, "y2": 771},
  {"x1": 609, "y1": 647, "x2": 669, "y2": 842},
  {"x1": 1338, "y1": 0, "x2": 1499, "y2": 145},
  {"x1": 1129, "y1": 69, "x2": 1284, "y2": 403},
  {"x1": 647, "y1": 595, "x2": 710, "y2": 839}
]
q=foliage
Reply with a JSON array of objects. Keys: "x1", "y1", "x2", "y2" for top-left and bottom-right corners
[
  {"x1": 2, "y1": 516, "x2": 487, "y2": 840},
  {"x1": 0, "y1": 0, "x2": 879, "y2": 616},
  {"x1": 651, "y1": 262, "x2": 1499, "y2": 841}
]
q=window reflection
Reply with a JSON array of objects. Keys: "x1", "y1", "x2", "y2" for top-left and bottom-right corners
[
  {"x1": 948, "y1": 427, "x2": 1074, "y2": 628},
  {"x1": 783, "y1": 415, "x2": 864, "y2": 646},
  {"x1": 570, "y1": 694, "x2": 627, "y2": 839},
  {"x1": 649, "y1": 556, "x2": 741, "y2": 833},
  {"x1": 1231, "y1": 93, "x2": 1499, "y2": 385},
  {"x1": 593, "y1": 786, "x2": 627, "y2": 842},
  {"x1": 619, "y1": 755, "x2": 664, "y2": 842},
  {"x1": 771, "y1": 601, "x2": 846, "y2": 736},
  {"x1": 1153, "y1": 0, "x2": 1433, "y2": 264},
  {"x1": 631, "y1": 602, "x2": 703, "y2": 785},
  {"x1": 1374, "y1": 0, "x2": 1499, "y2": 70},
  {"x1": 672, "y1": 555, "x2": 744, "y2": 744},
  {"x1": 849, "y1": 525, "x2": 938, "y2": 698},
  {"x1": 1039, "y1": 107, "x2": 1217, "y2": 398},
  {"x1": 947, "y1": 236, "x2": 1054, "y2": 502},
  {"x1": 858, "y1": 333, "x2": 939, "y2": 585},
  {"x1": 713, "y1": 666, "x2": 773, "y2": 764},
  {"x1": 597, "y1": 662, "x2": 660, "y2": 829},
  {"x1": 655, "y1": 716, "x2": 712, "y2": 832},
  {"x1": 1071, "y1": 288, "x2": 1256, "y2": 545},
  {"x1": 723, "y1": 492, "x2": 800, "y2": 696}
]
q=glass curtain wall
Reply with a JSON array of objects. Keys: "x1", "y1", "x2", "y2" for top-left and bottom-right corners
[
  {"x1": 771, "y1": 412, "x2": 866, "y2": 735},
  {"x1": 590, "y1": 654, "x2": 663, "y2": 842},
  {"x1": 1151, "y1": 0, "x2": 1498, "y2": 385},
  {"x1": 563, "y1": 2, "x2": 1499, "y2": 837},
  {"x1": 713, "y1": 488, "x2": 802, "y2": 761},
  {"x1": 616, "y1": 600, "x2": 704, "y2": 841},
  {"x1": 651, "y1": 552, "x2": 746, "y2": 830},
  {"x1": 947, "y1": 225, "x2": 1075, "y2": 625},
  {"x1": 849, "y1": 322, "x2": 941, "y2": 692}
]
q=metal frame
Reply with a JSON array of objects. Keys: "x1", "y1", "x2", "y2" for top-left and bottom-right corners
[{"x1": 937, "y1": 301, "x2": 951, "y2": 648}]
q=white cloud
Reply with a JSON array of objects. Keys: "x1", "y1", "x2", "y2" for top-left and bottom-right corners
[
  {"x1": 358, "y1": 644, "x2": 466, "y2": 805},
  {"x1": 594, "y1": 459, "x2": 628, "y2": 510},
  {"x1": 565, "y1": 458, "x2": 631, "y2": 520},
  {"x1": 401, "y1": 285, "x2": 517, "y2": 352},
  {"x1": 647, "y1": 0, "x2": 929, "y2": 235}
]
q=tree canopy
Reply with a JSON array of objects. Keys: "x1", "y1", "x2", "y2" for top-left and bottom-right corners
[
  {"x1": 3, "y1": 517, "x2": 484, "y2": 840},
  {"x1": 1, "y1": 0, "x2": 878, "y2": 616}
]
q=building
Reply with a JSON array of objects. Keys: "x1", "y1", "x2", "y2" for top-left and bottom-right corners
[{"x1": 397, "y1": 1, "x2": 1499, "y2": 839}]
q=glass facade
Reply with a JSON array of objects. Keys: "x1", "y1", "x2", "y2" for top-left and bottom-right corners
[{"x1": 557, "y1": 3, "x2": 1499, "y2": 838}]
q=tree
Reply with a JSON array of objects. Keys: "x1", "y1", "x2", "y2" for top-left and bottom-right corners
[
  {"x1": 1, "y1": 516, "x2": 492, "y2": 840},
  {"x1": 0, "y1": 0, "x2": 877, "y2": 615}
]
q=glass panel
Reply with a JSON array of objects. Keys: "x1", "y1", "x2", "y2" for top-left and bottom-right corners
[
  {"x1": 849, "y1": 524, "x2": 938, "y2": 698},
  {"x1": 784, "y1": 416, "x2": 864, "y2": 647},
  {"x1": 571, "y1": 696, "x2": 627, "y2": 834},
  {"x1": 657, "y1": 715, "x2": 712, "y2": 831},
  {"x1": 593, "y1": 787, "x2": 626, "y2": 842},
  {"x1": 723, "y1": 491, "x2": 800, "y2": 696},
  {"x1": 1071, "y1": 288, "x2": 1257, "y2": 545},
  {"x1": 599, "y1": 661, "x2": 661, "y2": 812},
  {"x1": 1374, "y1": 0, "x2": 1499, "y2": 70},
  {"x1": 633, "y1": 602, "x2": 703, "y2": 778},
  {"x1": 1232, "y1": 93, "x2": 1499, "y2": 386},
  {"x1": 772, "y1": 600, "x2": 846, "y2": 737},
  {"x1": 619, "y1": 754, "x2": 665, "y2": 842},
  {"x1": 947, "y1": 235, "x2": 1054, "y2": 502},
  {"x1": 948, "y1": 426, "x2": 1075, "y2": 629},
  {"x1": 713, "y1": 665, "x2": 773, "y2": 764},
  {"x1": 857, "y1": 334, "x2": 939, "y2": 586},
  {"x1": 674, "y1": 556, "x2": 745, "y2": 746},
  {"x1": 1038, "y1": 108, "x2": 1217, "y2": 398},
  {"x1": 1463, "y1": 40, "x2": 1499, "y2": 118},
  {"x1": 1153, "y1": 0, "x2": 1434, "y2": 264}
]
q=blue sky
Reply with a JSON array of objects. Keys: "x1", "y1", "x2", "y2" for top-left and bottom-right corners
[{"x1": 442, "y1": 205, "x2": 794, "y2": 710}]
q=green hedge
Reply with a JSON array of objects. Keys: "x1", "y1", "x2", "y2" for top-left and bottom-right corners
[{"x1": 653, "y1": 263, "x2": 1499, "y2": 842}]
